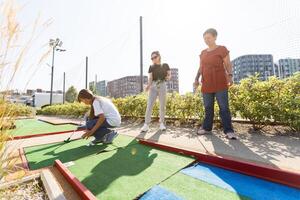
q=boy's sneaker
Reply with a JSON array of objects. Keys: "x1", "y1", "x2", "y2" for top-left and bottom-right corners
[
  {"x1": 104, "y1": 131, "x2": 118, "y2": 144},
  {"x1": 197, "y1": 128, "x2": 212, "y2": 135},
  {"x1": 226, "y1": 132, "x2": 237, "y2": 140},
  {"x1": 86, "y1": 142, "x2": 95, "y2": 147},
  {"x1": 159, "y1": 123, "x2": 166, "y2": 131},
  {"x1": 86, "y1": 137, "x2": 105, "y2": 146},
  {"x1": 141, "y1": 124, "x2": 149, "y2": 132}
]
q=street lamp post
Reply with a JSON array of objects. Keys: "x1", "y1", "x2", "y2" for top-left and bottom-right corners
[
  {"x1": 139, "y1": 16, "x2": 143, "y2": 93},
  {"x1": 49, "y1": 38, "x2": 65, "y2": 105}
]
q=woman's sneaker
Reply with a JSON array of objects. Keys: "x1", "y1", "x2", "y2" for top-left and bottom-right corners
[
  {"x1": 159, "y1": 123, "x2": 166, "y2": 131},
  {"x1": 197, "y1": 128, "x2": 212, "y2": 135},
  {"x1": 141, "y1": 124, "x2": 149, "y2": 132},
  {"x1": 226, "y1": 132, "x2": 237, "y2": 140}
]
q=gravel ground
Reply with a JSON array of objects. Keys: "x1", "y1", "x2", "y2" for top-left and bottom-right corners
[{"x1": 0, "y1": 179, "x2": 49, "y2": 200}]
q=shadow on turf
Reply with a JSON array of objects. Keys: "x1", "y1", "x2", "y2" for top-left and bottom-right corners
[
  {"x1": 26, "y1": 141, "x2": 111, "y2": 170},
  {"x1": 80, "y1": 137, "x2": 158, "y2": 198}
]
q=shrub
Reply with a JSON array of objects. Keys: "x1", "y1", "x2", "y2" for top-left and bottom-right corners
[
  {"x1": 229, "y1": 74, "x2": 300, "y2": 131},
  {"x1": 37, "y1": 102, "x2": 89, "y2": 117},
  {"x1": 275, "y1": 73, "x2": 300, "y2": 131},
  {"x1": 229, "y1": 75, "x2": 282, "y2": 129},
  {"x1": 37, "y1": 73, "x2": 300, "y2": 131},
  {"x1": 66, "y1": 86, "x2": 78, "y2": 103}
]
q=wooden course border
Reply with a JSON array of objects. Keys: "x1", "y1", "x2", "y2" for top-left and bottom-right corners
[
  {"x1": 38, "y1": 118, "x2": 82, "y2": 126},
  {"x1": 18, "y1": 149, "x2": 96, "y2": 199},
  {"x1": 18, "y1": 148, "x2": 30, "y2": 170},
  {"x1": 54, "y1": 160, "x2": 97, "y2": 200},
  {"x1": 11, "y1": 129, "x2": 84, "y2": 140}
]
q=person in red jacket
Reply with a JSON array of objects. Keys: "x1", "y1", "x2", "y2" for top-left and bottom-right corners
[{"x1": 194, "y1": 28, "x2": 237, "y2": 139}]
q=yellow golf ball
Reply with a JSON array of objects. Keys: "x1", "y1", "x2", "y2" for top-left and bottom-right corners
[{"x1": 131, "y1": 148, "x2": 137, "y2": 155}]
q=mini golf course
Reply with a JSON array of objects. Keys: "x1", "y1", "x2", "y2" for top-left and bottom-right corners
[
  {"x1": 23, "y1": 134, "x2": 300, "y2": 200},
  {"x1": 9, "y1": 119, "x2": 76, "y2": 137}
]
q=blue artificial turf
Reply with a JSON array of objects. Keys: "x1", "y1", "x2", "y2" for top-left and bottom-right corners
[
  {"x1": 181, "y1": 163, "x2": 300, "y2": 200},
  {"x1": 140, "y1": 185, "x2": 184, "y2": 200}
]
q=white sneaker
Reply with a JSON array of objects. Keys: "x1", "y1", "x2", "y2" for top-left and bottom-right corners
[
  {"x1": 226, "y1": 132, "x2": 237, "y2": 140},
  {"x1": 141, "y1": 124, "x2": 149, "y2": 132},
  {"x1": 86, "y1": 141, "x2": 95, "y2": 147},
  {"x1": 197, "y1": 128, "x2": 212, "y2": 135},
  {"x1": 159, "y1": 123, "x2": 166, "y2": 131}
]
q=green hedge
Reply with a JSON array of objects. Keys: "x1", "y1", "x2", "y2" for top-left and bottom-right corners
[
  {"x1": 37, "y1": 102, "x2": 90, "y2": 117},
  {"x1": 37, "y1": 73, "x2": 300, "y2": 131},
  {"x1": 113, "y1": 92, "x2": 205, "y2": 122},
  {"x1": 230, "y1": 73, "x2": 300, "y2": 131}
]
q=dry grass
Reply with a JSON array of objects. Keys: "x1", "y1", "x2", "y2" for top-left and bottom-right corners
[
  {"x1": 0, "y1": 178, "x2": 49, "y2": 200},
  {"x1": 0, "y1": 0, "x2": 51, "y2": 179}
]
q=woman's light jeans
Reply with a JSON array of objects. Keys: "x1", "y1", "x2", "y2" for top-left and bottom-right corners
[{"x1": 145, "y1": 81, "x2": 167, "y2": 124}]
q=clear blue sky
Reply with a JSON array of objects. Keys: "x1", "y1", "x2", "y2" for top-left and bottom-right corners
[{"x1": 4, "y1": 0, "x2": 300, "y2": 94}]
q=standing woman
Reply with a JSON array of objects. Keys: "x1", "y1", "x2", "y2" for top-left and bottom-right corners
[
  {"x1": 194, "y1": 28, "x2": 237, "y2": 139},
  {"x1": 141, "y1": 51, "x2": 171, "y2": 132}
]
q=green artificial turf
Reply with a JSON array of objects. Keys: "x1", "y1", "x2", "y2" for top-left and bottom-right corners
[
  {"x1": 25, "y1": 135, "x2": 139, "y2": 170},
  {"x1": 160, "y1": 172, "x2": 250, "y2": 200},
  {"x1": 25, "y1": 134, "x2": 195, "y2": 199},
  {"x1": 24, "y1": 133, "x2": 250, "y2": 200},
  {"x1": 68, "y1": 143, "x2": 194, "y2": 200},
  {"x1": 9, "y1": 119, "x2": 76, "y2": 136}
]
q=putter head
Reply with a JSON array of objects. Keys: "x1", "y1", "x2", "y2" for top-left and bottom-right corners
[{"x1": 64, "y1": 138, "x2": 71, "y2": 143}]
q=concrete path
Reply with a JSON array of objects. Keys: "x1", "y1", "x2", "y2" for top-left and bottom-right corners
[{"x1": 5, "y1": 117, "x2": 300, "y2": 174}]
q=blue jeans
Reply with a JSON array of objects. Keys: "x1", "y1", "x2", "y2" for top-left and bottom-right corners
[
  {"x1": 202, "y1": 89, "x2": 234, "y2": 134},
  {"x1": 85, "y1": 118, "x2": 114, "y2": 140}
]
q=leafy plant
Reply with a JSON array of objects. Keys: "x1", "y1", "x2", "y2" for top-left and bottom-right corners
[
  {"x1": 275, "y1": 72, "x2": 300, "y2": 131},
  {"x1": 66, "y1": 86, "x2": 78, "y2": 103},
  {"x1": 37, "y1": 102, "x2": 89, "y2": 117},
  {"x1": 38, "y1": 74, "x2": 300, "y2": 131}
]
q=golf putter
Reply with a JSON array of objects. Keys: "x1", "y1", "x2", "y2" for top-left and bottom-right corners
[
  {"x1": 64, "y1": 117, "x2": 86, "y2": 143},
  {"x1": 64, "y1": 130, "x2": 76, "y2": 143}
]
